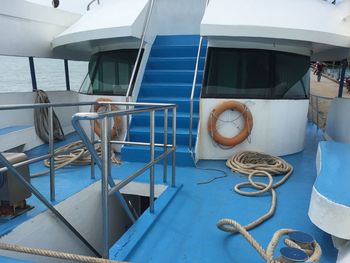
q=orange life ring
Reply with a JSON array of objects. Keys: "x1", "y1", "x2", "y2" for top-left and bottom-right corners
[
  {"x1": 91, "y1": 98, "x2": 122, "y2": 140},
  {"x1": 208, "y1": 100, "x2": 253, "y2": 147}
]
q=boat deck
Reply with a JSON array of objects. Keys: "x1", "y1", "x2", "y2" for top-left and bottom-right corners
[
  {"x1": 111, "y1": 123, "x2": 337, "y2": 263},
  {"x1": 0, "y1": 123, "x2": 338, "y2": 262}
]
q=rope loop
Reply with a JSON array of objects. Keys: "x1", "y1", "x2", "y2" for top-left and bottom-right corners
[{"x1": 217, "y1": 151, "x2": 322, "y2": 262}]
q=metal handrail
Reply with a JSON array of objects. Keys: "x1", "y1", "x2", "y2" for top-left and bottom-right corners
[
  {"x1": 125, "y1": 0, "x2": 155, "y2": 100},
  {"x1": 125, "y1": 0, "x2": 155, "y2": 142},
  {"x1": 188, "y1": 0, "x2": 210, "y2": 153},
  {"x1": 71, "y1": 103, "x2": 177, "y2": 258},
  {"x1": 0, "y1": 100, "x2": 177, "y2": 259}
]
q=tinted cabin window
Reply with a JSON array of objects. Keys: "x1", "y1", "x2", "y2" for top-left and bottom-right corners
[
  {"x1": 81, "y1": 49, "x2": 142, "y2": 96},
  {"x1": 202, "y1": 48, "x2": 310, "y2": 99}
]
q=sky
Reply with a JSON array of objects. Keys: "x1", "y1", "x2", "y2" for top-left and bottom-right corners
[{"x1": 26, "y1": 0, "x2": 89, "y2": 14}]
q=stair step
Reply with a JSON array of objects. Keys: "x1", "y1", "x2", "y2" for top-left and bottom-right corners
[
  {"x1": 139, "y1": 83, "x2": 201, "y2": 98},
  {"x1": 143, "y1": 70, "x2": 203, "y2": 83},
  {"x1": 122, "y1": 35, "x2": 206, "y2": 166},
  {"x1": 148, "y1": 57, "x2": 205, "y2": 70},
  {"x1": 131, "y1": 112, "x2": 199, "y2": 129},
  {"x1": 121, "y1": 145, "x2": 194, "y2": 166},
  {"x1": 129, "y1": 126, "x2": 196, "y2": 145},
  {"x1": 150, "y1": 45, "x2": 206, "y2": 58},
  {"x1": 137, "y1": 97, "x2": 199, "y2": 113}
]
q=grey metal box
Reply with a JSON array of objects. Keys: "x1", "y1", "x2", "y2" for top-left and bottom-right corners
[{"x1": 0, "y1": 152, "x2": 31, "y2": 205}]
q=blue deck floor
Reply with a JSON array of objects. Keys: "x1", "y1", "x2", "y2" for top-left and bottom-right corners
[
  {"x1": 0, "y1": 123, "x2": 338, "y2": 262},
  {"x1": 112, "y1": 123, "x2": 337, "y2": 263}
]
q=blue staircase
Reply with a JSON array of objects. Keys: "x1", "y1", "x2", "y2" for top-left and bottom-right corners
[{"x1": 121, "y1": 35, "x2": 207, "y2": 166}]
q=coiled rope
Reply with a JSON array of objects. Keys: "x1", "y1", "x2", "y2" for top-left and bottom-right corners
[
  {"x1": 0, "y1": 242, "x2": 126, "y2": 263},
  {"x1": 32, "y1": 140, "x2": 120, "y2": 178},
  {"x1": 217, "y1": 151, "x2": 322, "y2": 262},
  {"x1": 34, "y1": 90, "x2": 65, "y2": 143}
]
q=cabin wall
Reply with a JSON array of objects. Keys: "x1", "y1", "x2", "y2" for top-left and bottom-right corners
[
  {"x1": 151, "y1": 0, "x2": 206, "y2": 36},
  {"x1": 196, "y1": 99, "x2": 309, "y2": 159},
  {"x1": 0, "y1": 180, "x2": 166, "y2": 262},
  {"x1": 0, "y1": 91, "x2": 79, "y2": 151}
]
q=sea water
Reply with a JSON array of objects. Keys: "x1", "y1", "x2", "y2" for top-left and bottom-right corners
[{"x1": 0, "y1": 55, "x2": 88, "y2": 93}]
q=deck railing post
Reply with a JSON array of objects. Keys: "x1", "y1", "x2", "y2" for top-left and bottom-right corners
[
  {"x1": 101, "y1": 116, "x2": 110, "y2": 259},
  {"x1": 172, "y1": 107, "x2": 176, "y2": 187},
  {"x1": 149, "y1": 110, "x2": 155, "y2": 213},
  {"x1": 48, "y1": 106, "x2": 55, "y2": 201},
  {"x1": 338, "y1": 59, "x2": 348, "y2": 98},
  {"x1": 126, "y1": 100, "x2": 130, "y2": 142},
  {"x1": 90, "y1": 120, "x2": 95, "y2": 179},
  {"x1": 316, "y1": 96, "x2": 319, "y2": 129},
  {"x1": 28, "y1": 57, "x2": 37, "y2": 91},
  {"x1": 64, "y1": 59, "x2": 70, "y2": 91},
  {"x1": 163, "y1": 109, "x2": 168, "y2": 183}
]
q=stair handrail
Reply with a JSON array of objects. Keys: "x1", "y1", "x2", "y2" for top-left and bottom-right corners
[
  {"x1": 189, "y1": 0, "x2": 210, "y2": 152},
  {"x1": 125, "y1": 0, "x2": 155, "y2": 101},
  {"x1": 71, "y1": 102, "x2": 177, "y2": 258}
]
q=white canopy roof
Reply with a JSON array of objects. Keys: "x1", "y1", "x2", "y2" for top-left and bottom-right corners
[
  {"x1": 201, "y1": 0, "x2": 350, "y2": 59},
  {"x1": 52, "y1": 0, "x2": 149, "y2": 58}
]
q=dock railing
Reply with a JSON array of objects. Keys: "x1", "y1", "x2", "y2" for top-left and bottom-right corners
[
  {"x1": 0, "y1": 101, "x2": 177, "y2": 259},
  {"x1": 308, "y1": 94, "x2": 333, "y2": 130}
]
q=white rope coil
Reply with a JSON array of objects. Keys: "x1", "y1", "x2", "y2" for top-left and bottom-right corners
[
  {"x1": 217, "y1": 151, "x2": 322, "y2": 262},
  {"x1": 32, "y1": 140, "x2": 121, "y2": 178},
  {"x1": 0, "y1": 242, "x2": 126, "y2": 263}
]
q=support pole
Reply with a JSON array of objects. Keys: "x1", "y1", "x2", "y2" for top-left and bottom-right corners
[
  {"x1": 338, "y1": 59, "x2": 348, "y2": 98},
  {"x1": 49, "y1": 106, "x2": 55, "y2": 201},
  {"x1": 101, "y1": 117, "x2": 110, "y2": 259},
  {"x1": 29, "y1": 57, "x2": 37, "y2": 91},
  {"x1": 163, "y1": 109, "x2": 168, "y2": 183},
  {"x1": 64, "y1": 59, "x2": 70, "y2": 91},
  {"x1": 172, "y1": 107, "x2": 176, "y2": 187},
  {"x1": 149, "y1": 111, "x2": 155, "y2": 213}
]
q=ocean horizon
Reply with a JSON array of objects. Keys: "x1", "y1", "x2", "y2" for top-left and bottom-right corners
[{"x1": 0, "y1": 55, "x2": 88, "y2": 93}]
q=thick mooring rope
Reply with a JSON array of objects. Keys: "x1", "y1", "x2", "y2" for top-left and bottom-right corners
[
  {"x1": 217, "y1": 151, "x2": 322, "y2": 262},
  {"x1": 0, "y1": 242, "x2": 125, "y2": 263},
  {"x1": 32, "y1": 140, "x2": 121, "y2": 178},
  {"x1": 34, "y1": 90, "x2": 65, "y2": 143},
  {"x1": 216, "y1": 220, "x2": 321, "y2": 262}
]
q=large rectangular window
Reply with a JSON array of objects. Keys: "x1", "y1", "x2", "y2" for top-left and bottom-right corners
[
  {"x1": 202, "y1": 48, "x2": 310, "y2": 99},
  {"x1": 0, "y1": 55, "x2": 32, "y2": 92},
  {"x1": 80, "y1": 49, "x2": 142, "y2": 96}
]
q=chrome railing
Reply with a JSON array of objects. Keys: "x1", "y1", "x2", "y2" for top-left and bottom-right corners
[
  {"x1": 189, "y1": 0, "x2": 210, "y2": 153},
  {"x1": 125, "y1": 0, "x2": 155, "y2": 100},
  {"x1": 0, "y1": 100, "x2": 176, "y2": 259},
  {"x1": 71, "y1": 102, "x2": 176, "y2": 258},
  {"x1": 308, "y1": 94, "x2": 333, "y2": 130},
  {"x1": 0, "y1": 101, "x2": 96, "y2": 200},
  {"x1": 125, "y1": 0, "x2": 155, "y2": 141}
]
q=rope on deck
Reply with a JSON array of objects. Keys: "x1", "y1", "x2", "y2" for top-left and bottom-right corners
[
  {"x1": 217, "y1": 151, "x2": 322, "y2": 262},
  {"x1": 32, "y1": 140, "x2": 120, "y2": 177},
  {"x1": 0, "y1": 242, "x2": 126, "y2": 263}
]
